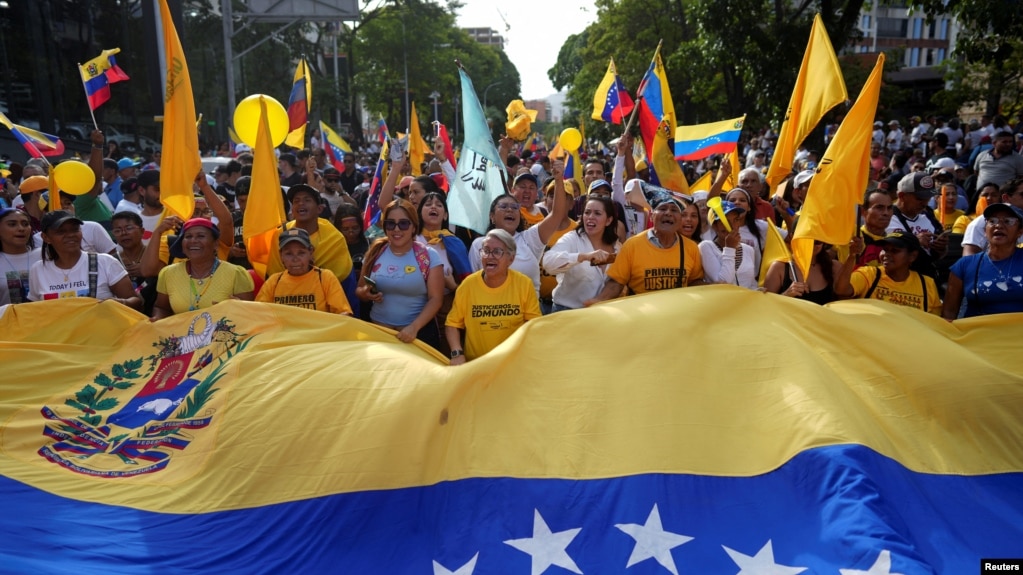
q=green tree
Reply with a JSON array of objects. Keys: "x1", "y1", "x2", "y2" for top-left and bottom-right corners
[
  {"x1": 908, "y1": 0, "x2": 1023, "y2": 117},
  {"x1": 549, "y1": 0, "x2": 867, "y2": 144}
]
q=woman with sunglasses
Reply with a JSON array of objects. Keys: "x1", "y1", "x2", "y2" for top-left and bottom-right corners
[
  {"x1": 0, "y1": 207, "x2": 38, "y2": 305},
  {"x1": 469, "y1": 160, "x2": 569, "y2": 297},
  {"x1": 356, "y1": 199, "x2": 445, "y2": 350},
  {"x1": 943, "y1": 202, "x2": 1023, "y2": 319},
  {"x1": 446, "y1": 229, "x2": 542, "y2": 364}
]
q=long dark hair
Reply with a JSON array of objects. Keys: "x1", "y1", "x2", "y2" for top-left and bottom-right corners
[
  {"x1": 678, "y1": 196, "x2": 702, "y2": 243},
  {"x1": 0, "y1": 208, "x2": 34, "y2": 253},
  {"x1": 364, "y1": 199, "x2": 418, "y2": 266},
  {"x1": 417, "y1": 192, "x2": 449, "y2": 234},
  {"x1": 726, "y1": 187, "x2": 763, "y2": 246},
  {"x1": 576, "y1": 196, "x2": 618, "y2": 246},
  {"x1": 487, "y1": 193, "x2": 525, "y2": 233}
]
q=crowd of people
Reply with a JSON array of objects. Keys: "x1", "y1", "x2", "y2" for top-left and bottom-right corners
[{"x1": 1, "y1": 108, "x2": 1022, "y2": 362}]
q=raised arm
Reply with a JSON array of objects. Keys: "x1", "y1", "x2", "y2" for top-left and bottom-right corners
[
  {"x1": 832, "y1": 236, "x2": 863, "y2": 298},
  {"x1": 709, "y1": 157, "x2": 731, "y2": 199},
  {"x1": 535, "y1": 160, "x2": 568, "y2": 245},
  {"x1": 195, "y1": 168, "x2": 234, "y2": 248},
  {"x1": 87, "y1": 130, "x2": 106, "y2": 198},
  {"x1": 377, "y1": 147, "x2": 406, "y2": 209}
]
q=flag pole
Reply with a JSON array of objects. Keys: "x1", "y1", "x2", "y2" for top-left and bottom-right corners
[
  {"x1": 622, "y1": 39, "x2": 662, "y2": 136},
  {"x1": 77, "y1": 63, "x2": 101, "y2": 131}
]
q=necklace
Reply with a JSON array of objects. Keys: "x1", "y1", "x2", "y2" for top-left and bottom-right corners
[
  {"x1": 986, "y1": 253, "x2": 1017, "y2": 290},
  {"x1": 188, "y1": 259, "x2": 221, "y2": 310},
  {"x1": 188, "y1": 259, "x2": 219, "y2": 286}
]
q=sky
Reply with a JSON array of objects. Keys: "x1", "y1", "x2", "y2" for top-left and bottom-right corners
[{"x1": 454, "y1": 0, "x2": 596, "y2": 100}]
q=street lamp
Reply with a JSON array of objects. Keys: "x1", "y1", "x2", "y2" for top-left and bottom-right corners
[
  {"x1": 429, "y1": 91, "x2": 440, "y2": 123},
  {"x1": 482, "y1": 81, "x2": 502, "y2": 110}
]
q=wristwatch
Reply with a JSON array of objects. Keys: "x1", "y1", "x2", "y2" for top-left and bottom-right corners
[{"x1": 450, "y1": 349, "x2": 464, "y2": 359}]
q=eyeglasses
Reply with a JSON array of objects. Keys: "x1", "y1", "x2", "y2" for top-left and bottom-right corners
[
  {"x1": 495, "y1": 202, "x2": 520, "y2": 211},
  {"x1": 479, "y1": 247, "x2": 507, "y2": 257},
  {"x1": 111, "y1": 225, "x2": 139, "y2": 235},
  {"x1": 383, "y1": 219, "x2": 413, "y2": 231},
  {"x1": 986, "y1": 217, "x2": 1020, "y2": 227}
]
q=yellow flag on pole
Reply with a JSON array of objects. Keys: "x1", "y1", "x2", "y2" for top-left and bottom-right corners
[
  {"x1": 792, "y1": 53, "x2": 885, "y2": 280},
  {"x1": 157, "y1": 0, "x2": 199, "y2": 221},
  {"x1": 409, "y1": 102, "x2": 426, "y2": 176},
  {"x1": 765, "y1": 14, "x2": 848, "y2": 190},
  {"x1": 244, "y1": 96, "x2": 287, "y2": 278},
  {"x1": 650, "y1": 119, "x2": 689, "y2": 194},
  {"x1": 723, "y1": 148, "x2": 741, "y2": 190},
  {"x1": 759, "y1": 219, "x2": 793, "y2": 287}
]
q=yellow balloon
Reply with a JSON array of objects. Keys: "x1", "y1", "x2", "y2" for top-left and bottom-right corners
[
  {"x1": 559, "y1": 128, "x2": 582, "y2": 151},
  {"x1": 53, "y1": 161, "x2": 96, "y2": 196},
  {"x1": 233, "y1": 94, "x2": 289, "y2": 147}
]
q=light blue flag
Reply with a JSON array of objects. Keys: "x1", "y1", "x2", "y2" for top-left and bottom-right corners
[{"x1": 448, "y1": 68, "x2": 508, "y2": 234}]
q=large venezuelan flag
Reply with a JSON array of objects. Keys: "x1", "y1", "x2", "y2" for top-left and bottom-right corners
[
  {"x1": 2, "y1": 290, "x2": 1022, "y2": 574},
  {"x1": 674, "y1": 115, "x2": 746, "y2": 161}
]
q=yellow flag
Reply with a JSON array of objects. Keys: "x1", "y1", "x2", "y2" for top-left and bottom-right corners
[
  {"x1": 759, "y1": 219, "x2": 793, "y2": 287},
  {"x1": 689, "y1": 171, "x2": 713, "y2": 193},
  {"x1": 244, "y1": 96, "x2": 287, "y2": 278},
  {"x1": 158, "y1": 0, "x2": 198, "y2": 221},
  {"x1": 766, "y1": 14, "x2": 848, "y2": 189},
  {"x1": 409, "y1": 102, "x2": 425, "y2": 176},
  {"x1": 651, "y1": 119, "x2": 689, "y2": 194},
  {"x1": 724, "y1": 148, "x2": 741, "y2": 190},
  {"x1": 284, "y1": 59, "x2": 311, "y2": 149},
  {"x1": 792, "y1": 53, "x2": 885, "y2": 280}
]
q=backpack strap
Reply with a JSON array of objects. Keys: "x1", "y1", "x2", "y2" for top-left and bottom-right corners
[
  {"x1": 412, "y1": 241, "x2": 431, "y2": 284},
  {"x1": 864, "y1": 266, "x2": 883, "y2": 299},
  {"x1": 675, "y1": 234, "x2": 686, "y2": 288},
  {"x1": 918, "y1": 271, "x2": 928, "y2": 311},
  {"x1": 88, "y1": 253, "x2": 98, "y2": 299}
]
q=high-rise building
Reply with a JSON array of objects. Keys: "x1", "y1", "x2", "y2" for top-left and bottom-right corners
[{"x1": 462, "y1": 27, "x2": 505, "y2": 51}]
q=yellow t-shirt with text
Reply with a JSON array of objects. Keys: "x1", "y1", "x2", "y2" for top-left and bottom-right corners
[
  {"x1": 607, "y1": 232, "x2": 703, "y2": 295},
  {"x1": 446, "y1": 270, "x2": 541, "y2": 360},
  {"x1": 156, "y1": 260, "x2": 254, "y2": 315},
  {"x1": 850, "y1": 266, "x2": 940, "y2": 315},
  {"x1": 257, "y1": 267, "x2": 352, "y2": 315}
]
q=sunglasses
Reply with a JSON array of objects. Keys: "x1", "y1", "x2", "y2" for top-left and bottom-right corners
[
  {"x1": 495, "y1": 202, "x2": 520, "y2": 211},
  {"x1": 383, "y1": 219, "x2": 413, "y2": 231},
  {"x1": 479, "y1": 247, "x2": 506, "y2": 257}
]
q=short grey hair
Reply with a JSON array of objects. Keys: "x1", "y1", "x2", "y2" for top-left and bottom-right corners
[
  {"x1": 738, "y1": 167, "x2": 764, "y2": 183},
  {"x1": 484, "y1": 229, "x2": 516, "y2": 256}
]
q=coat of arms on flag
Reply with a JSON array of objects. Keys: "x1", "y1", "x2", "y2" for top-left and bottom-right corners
[{"x1": 35, "y1": 313, "x2": 255, "y2": 478}]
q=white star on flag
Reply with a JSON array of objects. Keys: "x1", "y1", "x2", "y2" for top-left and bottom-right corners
[
  {"x1": 433, "y1": 552, "x2": 478, "y2": 575},
  {"x1": 723, "y1": 540, "x2": 807, "y2": 575},
  {"x1": 615, "y1": 504, "x2": 693, "y2": 575},
  {"x1": 840, "y1": 550, "x2": 905, "y2": 575},
  {"x1": 504, "y1": 509, "x2": 583, "y2": 575}
]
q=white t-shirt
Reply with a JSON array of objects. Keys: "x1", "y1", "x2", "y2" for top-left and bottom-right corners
[
  {"x1": 0, "y1": 248, "x2": 42, "y2": 305},
  {"x1": 113, "y1": 199, "x2": 143, "y2": 215},
  {"x1": 470, "y1": 226, "x2": 545, "y2": 296},
  {"x1": 140, "y1": 211, "x2": 164, "y2": 243},
  {"x1": 962, "y1": 214, "x2": 987, "y2": 250},
  {"x1": 33, "y1": 221, "x2": 116, "y2": 255},
  {"x1": 28, "y1": 251, "x2": 128, "y2": 302},
  {"x1": 887, "y1": 209, "x2": 940, "y2": 254}
]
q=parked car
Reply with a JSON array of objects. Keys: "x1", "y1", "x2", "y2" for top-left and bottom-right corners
[{"x1": 108, "y1": 133, "x2": 160, "y2": 155}]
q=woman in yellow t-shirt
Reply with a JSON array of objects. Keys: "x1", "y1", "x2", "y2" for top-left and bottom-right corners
[
  {"x1": 834, "y1": 231, "x2": 940, "y2": 315},
  {"x1": 257, "y1": 227, "x2": 352, "y2": 315},
  {"x1": 151, "y1": 218, "x2": 253, "y2": 320},
  {"x1": 445, "y1": 229, "x2": 542, "y2": 364}
]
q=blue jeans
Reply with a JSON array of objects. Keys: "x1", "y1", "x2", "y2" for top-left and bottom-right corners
[{"x1": 550, "y1": 302, "x2": 576, "y2": 313}]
